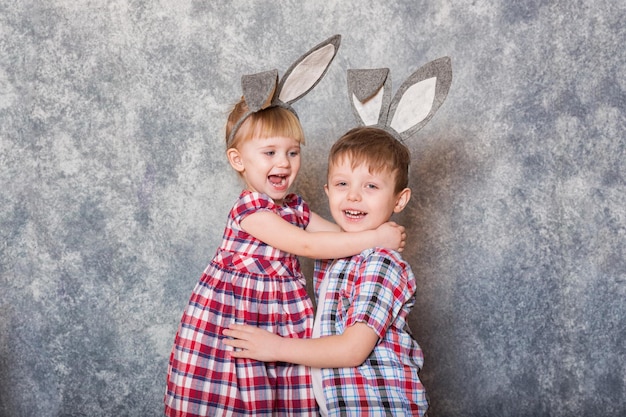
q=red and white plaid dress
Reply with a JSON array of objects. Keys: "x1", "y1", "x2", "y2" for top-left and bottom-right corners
[{"x1": 165, "y1": 190, "x2": 317, "y2": 416}]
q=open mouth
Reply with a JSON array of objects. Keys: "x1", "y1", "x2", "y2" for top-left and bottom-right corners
[
  {"x1": 268, "y1": 174, "x2": 288, "y2": 188},
  {"x1": 344, "y1": 209, "x2": 366, "y2": 219}
]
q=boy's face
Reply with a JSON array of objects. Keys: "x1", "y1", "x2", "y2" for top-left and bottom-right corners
[{"x1": 325, "y1": 157, "x2": 410, "y2": 233}]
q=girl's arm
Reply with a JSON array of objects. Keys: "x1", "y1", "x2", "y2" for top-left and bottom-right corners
[
  {"x1": 306, "y1": 211, "x2": 341, "y2": 233},
  {"x1": 240, "y1": 211, "x2": 405, "y2": 259},
  {"x1": 222, "y1": 322, "x2": 379, "y2": 368}
]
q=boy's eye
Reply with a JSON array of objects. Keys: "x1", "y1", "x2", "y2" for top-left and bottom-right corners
[
  {"x1": 289, "y1": 150, "x2": 300, "y2": 157},
  {"x1": 265, "y1": 151, "x2": 275, "y2": 156},
  {"x1": 366, "y1": 183, "x2": 379, "y2": 189}
]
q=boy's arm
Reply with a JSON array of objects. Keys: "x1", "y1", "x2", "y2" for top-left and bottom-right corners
[
  {"x1": 240, "y1": 210, "x2": 405, "y2": 259},
  {"x1": 223, "y1": 322, "x2": 379, "y2": 368}
]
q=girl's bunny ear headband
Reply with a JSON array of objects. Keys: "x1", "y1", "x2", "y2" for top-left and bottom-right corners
[
  {"x1": 347, "y1": 56, "x2": 452, "y2": 142},
  {"x1": 228, "y1": 34, "x2": 342, "y2": 146}
]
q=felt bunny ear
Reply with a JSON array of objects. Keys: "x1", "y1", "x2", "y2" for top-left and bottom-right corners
[
  {"x1": 277, "y1": 34, "x2": 342, "y2": 105},
  {"x1": 241, "y1": 70, "x2": 279, "y2": 112},
  {"x1": 347, "y1": 68, "x2": 391, "y2": 127},
  {"x1": 348, "y1": 56, "x2": 452, "y2": 142},
  {"x1": 228, "y1": 35, "x2": 342, "y2": 146}
]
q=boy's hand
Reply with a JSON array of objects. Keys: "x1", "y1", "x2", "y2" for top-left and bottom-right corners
[
  {"x1": 222, "y1": 324, "x2": 283, "y2": 362},
  {"x1": 376, "y1": 221, "x2": 407, "y2": 252}
]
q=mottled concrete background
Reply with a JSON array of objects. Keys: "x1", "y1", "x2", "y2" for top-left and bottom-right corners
[{"x1": 0, "y1": 1, "x2": 624, "y2": 416}]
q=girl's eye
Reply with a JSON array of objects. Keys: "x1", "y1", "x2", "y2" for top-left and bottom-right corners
[
  {"x1": 265, "y1": 151, "x2": 275, "y2": 156},
  {"x1": 289, "y1": 151, "x2": 300, "y2": 157}
]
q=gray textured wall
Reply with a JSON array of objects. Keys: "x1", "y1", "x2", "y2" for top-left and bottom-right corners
[{"x1": 1, "y1": 1, "x2": 624, "y2": 416}]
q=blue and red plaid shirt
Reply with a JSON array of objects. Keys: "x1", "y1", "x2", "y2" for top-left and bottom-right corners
[{"x1": 313, "y1": 248, "x2": 428, "y2": 416}]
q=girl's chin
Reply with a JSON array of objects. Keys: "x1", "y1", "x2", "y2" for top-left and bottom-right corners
[
  {"x1": 267, "y1": 183, "x2": 291, "y2": 196},
  {"x1": 266, "y1": 191, "x2": 289, "y2": 202}
]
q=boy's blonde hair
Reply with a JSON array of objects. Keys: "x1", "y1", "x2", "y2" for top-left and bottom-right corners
[
  {"x1": 225, "y1": 98, "x2": 305, "y2": 149},
  {"x1": 328, "y1": 127, "x2": 410, "y2": 194}
]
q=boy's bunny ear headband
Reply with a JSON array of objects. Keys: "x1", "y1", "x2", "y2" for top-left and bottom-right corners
[
  {"x1": 347, "y1": 56, "x2": 452, "y2": 142},
  {"x1": 227, "y1": 34, "x2": 342, "y2": 146}
]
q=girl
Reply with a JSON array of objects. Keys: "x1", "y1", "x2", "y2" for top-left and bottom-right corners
[{"x1": 164, "y1": 36, "x2": 405, "y2": 416}]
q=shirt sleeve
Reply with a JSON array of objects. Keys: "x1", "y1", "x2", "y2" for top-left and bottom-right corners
[{"x1": 345, "y1": 250, "x2": 411, "y2": 339}]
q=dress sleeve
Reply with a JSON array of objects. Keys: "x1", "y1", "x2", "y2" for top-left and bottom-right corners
[
  {"x1": 283, "y1": 193, "x2": 311, "y2": 229},
  {"x1": 231, "y1": 191, "x2": 275, "y2": 228},
  {"x1": 345, "y1": 249, "x2": 411, "y2": 339}
]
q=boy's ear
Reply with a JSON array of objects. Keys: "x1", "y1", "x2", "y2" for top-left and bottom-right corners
[
  {"x1": 393, "y1": 188, "x2": 411, "y2": 213},
  {"x1": 324, "y1": 183, "x2": 329, "y2": 196},
  {"x1": 227, "y1": 148, "x2": 245, "y2": 172}
]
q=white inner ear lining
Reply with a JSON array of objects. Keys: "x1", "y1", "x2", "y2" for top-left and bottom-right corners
[
  {"x1": 390, "y1": 77, "x2": 437, "y2": 133},
  {"x1": 279, "y1": 44, "x2": 336, "y2": 103},
  {"x1": 352, "y1": 87, "x2": 385, "y2": 126}
]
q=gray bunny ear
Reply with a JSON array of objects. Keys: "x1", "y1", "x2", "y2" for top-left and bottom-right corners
[
  {"x1": 347, "y1": 68, "x2": 391, "y2": 126},
  {"x1": 242, "y1": 69, "x2": 279, "y2": 112},
  {"x1": 388, "y1": 56, "x2": 452, "y2": 140},
  {"x1": 277, "y1": 35, "x2": 341, "y2": 104},
  {"x1": 228, "y1": 35, "x2": 342, "y2": 147}
]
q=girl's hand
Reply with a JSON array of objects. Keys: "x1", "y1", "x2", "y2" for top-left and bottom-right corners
[
  {"x1": 222, "y1": 324, "x2": 284, "y2": 362},
  {"x1": 376, "y1": 221, "x2": 407, "y2": 252}
]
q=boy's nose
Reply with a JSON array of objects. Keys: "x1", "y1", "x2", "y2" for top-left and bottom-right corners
[{"x1": 347, "y1": 187, "x2": 361, "y2": 201}]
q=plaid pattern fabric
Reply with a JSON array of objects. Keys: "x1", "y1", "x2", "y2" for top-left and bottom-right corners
[
  {"x1": 314, "y1": 248, "x2": 428, "y2": 416},
  {"x1": 165, "y1": 191, "x2": 317, "y2": 416}
]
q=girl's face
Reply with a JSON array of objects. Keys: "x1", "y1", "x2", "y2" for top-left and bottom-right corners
[
  {"x1": 325, "y1": 157, "x2": 409, "y2": 233},
  {"x1": 227, "y1": 135, "x2": 302, "y2": 204}
]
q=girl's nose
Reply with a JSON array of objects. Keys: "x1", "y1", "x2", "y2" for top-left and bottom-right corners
[{"x1": 276, "y1": 154, "x2": 290, "y2": 167}]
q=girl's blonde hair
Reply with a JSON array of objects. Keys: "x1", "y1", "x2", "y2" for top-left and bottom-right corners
[{"x1": 225, "y1": 98, "x2": 305, "y2": 149}]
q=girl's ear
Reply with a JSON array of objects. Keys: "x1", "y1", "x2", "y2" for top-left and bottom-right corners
[
  {"x1": 227, "y1": 148, "x2": 245, "y2": 172},
  {"x1": 393, "y1": 188, "x2": 412, "y2": 213},
  {"x1": 324, "y1": 183, "x2": 329, "y2": 196}
]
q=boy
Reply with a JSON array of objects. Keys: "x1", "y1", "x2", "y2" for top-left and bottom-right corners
[{"x1": 224, "y1": 126, "x2": 428, "y2": 416}]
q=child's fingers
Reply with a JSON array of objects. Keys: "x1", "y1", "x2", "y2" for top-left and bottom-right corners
[
  {"x1": 222, "y1": 329, "x2": 247, "y2": 345},
  {"x1": 221, "y1": 336, "x2": 240, "y2": 347},
  {"x1": 223, "y1": 326, "x2": 247, "y2": 340},
  {"x1": 222, "y1": 328, "x2": 250, "y2": 340},
  {"x1": 228, "y1": 350, "x2": 249, "y2": 358},
  {"x1": 225, "y1": 323, "x2": 256, "y2": 333},
  {"x1": 222, "y1": 336, "x2": 257, "y2": 359},
  {"x1": 224, "y1": 344, "x2": 252, "y2": 359}
]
